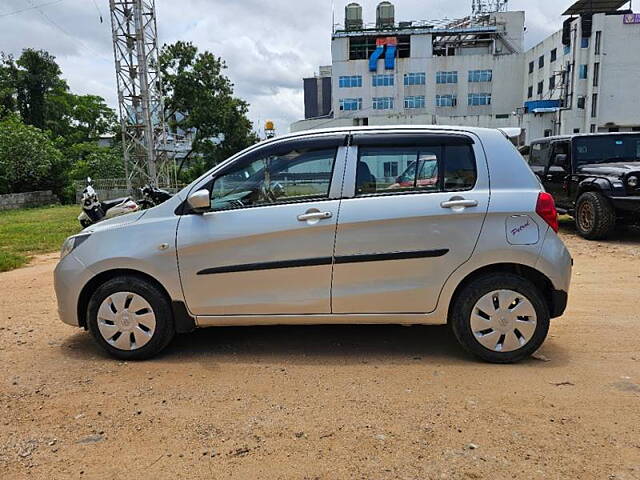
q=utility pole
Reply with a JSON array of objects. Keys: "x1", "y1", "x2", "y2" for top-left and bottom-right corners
[{"x1": 109, "y1": 0, "x2": 173, "y2": 190}]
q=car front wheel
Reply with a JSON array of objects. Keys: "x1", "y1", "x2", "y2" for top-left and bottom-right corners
[
  {"x1": 450, "y1": 273, "x2": 550, "y2": 364},
  {"x1": 87, "y1": 276, "x2": 175, "y2": 360}
]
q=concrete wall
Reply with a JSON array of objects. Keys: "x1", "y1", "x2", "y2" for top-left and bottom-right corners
[{"x1": 0, "y1": 191, "x2": 59, "y2": 211}]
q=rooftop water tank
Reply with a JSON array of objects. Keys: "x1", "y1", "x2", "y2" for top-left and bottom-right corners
[
  {"x1": 345, "y1": 3, "x2": 363, "y2": 30},
  {"x1": 376, "y1": 1, "x2": 395, "y2": 29}
]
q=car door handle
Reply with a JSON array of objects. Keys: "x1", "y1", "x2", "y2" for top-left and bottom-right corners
[
  {"x1": 297, "y1": 211, "x2": 332, "y2": 222},
  {"x1": 440, "y1": 199, "x2": 479, "y2": 209}
]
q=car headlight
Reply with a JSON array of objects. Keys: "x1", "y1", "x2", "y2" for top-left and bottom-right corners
[
  {"x1": 60, "y1": 234, "x2": 91, "y2": 260},
  {"x1": 628, "y1": 176, "x2": 639, "y2": 188}
]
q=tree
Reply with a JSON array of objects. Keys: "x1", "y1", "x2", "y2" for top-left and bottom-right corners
[
  {"x1": 159, "y1": 41, "x2": 258, "y2": 180},
  {"x1": 46, "y1": 93, "x2": 118, "y2": 149},
  {"x1": 0, "y1": 50, "x2": 118, "y2": 146},
  {"x1": 0, "y1": 115, "x2": 64, "y2": 195},
  {"x1": 0, "y1": 49, "x2": 121, "y2": 198},
  {"x1": 3, "y1": 49, "x2": 66, "y2": 130},
  {"x1": 67, "y1": 142, "x2": 125, "y2": 181}
]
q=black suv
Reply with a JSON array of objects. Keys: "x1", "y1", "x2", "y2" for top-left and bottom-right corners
[{"x1": 527, "y1": 133, "x2": 640, "y2": 239}]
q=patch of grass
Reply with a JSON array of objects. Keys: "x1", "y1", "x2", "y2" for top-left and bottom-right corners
[{"x1": 0, "y1": 205, "x2": 80, "y2": 272}]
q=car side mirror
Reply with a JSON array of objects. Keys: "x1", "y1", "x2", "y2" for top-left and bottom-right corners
[
  {"x1": 187, "y1": 189, "x2": 211, "y2": 213},
  {"x1": 554, "y1": 154, "x2": 568, "y2": 168}
]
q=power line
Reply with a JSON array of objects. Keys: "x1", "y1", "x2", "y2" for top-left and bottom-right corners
[
  {"x1": 25, "y1": 0, "x2": 73, "y2": 38},
  {"x1": 23, "y1": 0, "x2": 104, "y2": 57},
  {"x1": 91, "y1": 0, "x2": 104, "y2": 23},
  {"x1": 0, "y1": 0, "x2": 63, "y2": 18}
]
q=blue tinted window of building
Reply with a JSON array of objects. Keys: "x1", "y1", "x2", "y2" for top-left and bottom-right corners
[
  {"x1": 339, "y1": 98, "x2": 362, "y2": 111},
  {"x1": 468, "y1": 93, "x2": 492, "y2": 106},
  {"x1": 372, "y1": 74, "x2": 394, "y2": 87},
  {"x1": 436, "y1": 95, "x2": 457, "y2": 107},
  {"x1": 339, "y1": 76, "x2": 362, "y2": 88},
  {"x1": 468, "y1": 70, "x2": 493, "y2": 83},
  {"x1": 579, "y1": 65, "x2": 588, "y2": 79},
  {"x1": 436, "y1": 71, "x2": 458, "y2": 84},
  {"x1": 404, "y1": 72, "x2": 426, "y2": 86},
  {"x1": 373, "y1": 97, "x2": 394, "y2": 110},
  {"x1": 404, "y1": 96, "x2": 426, "y2": 109},
  {"x1": 581, "y1": 37, "x2": 589, "y2": 48}
]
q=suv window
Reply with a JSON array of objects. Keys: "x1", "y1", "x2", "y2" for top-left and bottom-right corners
[
  {"x1": 210, "y1": 147, "x2": 336, "y2": 211},
  {"x1": 529, "y1": 142, "x2": 550, "y2": 167},
  {"x1": 355, "y1": 141, "x2": 477, "y2": 196}
]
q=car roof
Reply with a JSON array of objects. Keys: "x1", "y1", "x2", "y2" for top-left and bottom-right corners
[
  {"x1": 267, "y1": 125, "x2": 509, "y2": 145},
  {"x1": 532, "y1": 132, "x2": 640, "y2": 143}
]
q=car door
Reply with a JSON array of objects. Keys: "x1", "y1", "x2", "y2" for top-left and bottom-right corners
[
  {"x1": 545, "y1": 140, "x2": 572, "y2": 208},
  {"x1": 177, "y1": 135, "x2": 347, "y2": 316},
  {"x1": 332, "y1": 132, "x2": 490, "y2": 314}
]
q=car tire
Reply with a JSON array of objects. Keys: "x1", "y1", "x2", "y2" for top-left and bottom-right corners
[
  {"x1": 450, "y1": 273, "x2": 550, "y2": 364},
  {"x1": 87, "y1": 276, "x2": 175, "y2": 360},
  {"x1": 575, "y1": 191, "x2": 616, "y2": 240}
]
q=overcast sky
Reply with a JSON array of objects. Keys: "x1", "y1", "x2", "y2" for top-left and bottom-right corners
[{"x1": 1, "y1": 0, "x2": 578, "y2": 135}]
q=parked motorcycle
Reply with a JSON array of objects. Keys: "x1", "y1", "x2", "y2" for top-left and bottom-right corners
[
  {"x1": 78, "y1": 178, "x2": 140, "y2": 228},
  {"x1": 139, "y1": 184, "x2": 173, "y2": 209}
]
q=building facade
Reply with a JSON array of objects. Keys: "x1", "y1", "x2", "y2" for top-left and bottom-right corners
[
  {"x1": 523, "y1": 10, "x2": 640, "y2": 140},
  {"x1": 292, "y1": 1, "x2": 640, "y2": 144}
]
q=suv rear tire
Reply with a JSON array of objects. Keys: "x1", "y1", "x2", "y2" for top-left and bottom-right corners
[
  {"x1": 450, "y1": 273, "x2": 550, "y2": 364},
  {"x1": 575, "y1": 191, "x2": 616, "y2": 240},
  {"x1": 87, "y1": 276, "x2": 175, "y2": 360}
]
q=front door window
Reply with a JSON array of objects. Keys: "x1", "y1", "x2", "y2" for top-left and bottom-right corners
[{"x1": 211, "y1": 147, "x2": 337, "y2": 211}]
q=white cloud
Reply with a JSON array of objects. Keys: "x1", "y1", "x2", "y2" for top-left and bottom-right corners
[{"x1": 1, "y1": 0, "x2": 576, "y2": 134}]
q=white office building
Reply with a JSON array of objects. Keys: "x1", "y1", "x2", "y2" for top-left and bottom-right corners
[{"x1": 292, "y1": 0, "x2": 640, "y2": 144}]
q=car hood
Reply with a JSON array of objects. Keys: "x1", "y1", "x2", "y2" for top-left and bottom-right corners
[
  {"x1": 577, "y1": 161, "x2": 640, "y2": 178},
  {"x1": 82, "y1": 210, "x2": 148, "y2": 234}
]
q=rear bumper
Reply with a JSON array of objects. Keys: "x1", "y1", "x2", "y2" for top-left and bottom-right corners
[{"x1": 550, "y1": 289, "x2": 568, "y2": 319}]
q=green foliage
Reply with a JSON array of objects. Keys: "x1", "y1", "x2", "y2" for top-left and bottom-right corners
[
  {"x1": 68, "y1": 143, "x2": 125, "y2": 181},
  {"x1": 160, "y1": 41, "x2": 259, "y2": 182},
  {"x1": 0, "y1": 49, "x2": 121, "y2": 198},
  {"x1": 0, "y1": 204, "x2": 79, "y2": 272},
  {"x1": 3, "y1": 49, "x2": 66, "y2": 130},
  {"x1": 0, "y1": 115, "x2": 64, "y2": 195}
]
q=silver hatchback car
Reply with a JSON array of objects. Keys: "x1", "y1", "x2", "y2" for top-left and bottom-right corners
[{"x1": 54, "y1": 126, "x2": 572, "y2": 363}]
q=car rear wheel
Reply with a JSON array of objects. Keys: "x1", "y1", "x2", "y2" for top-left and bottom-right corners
[
  {"x1": 450, "y1": 273, "x2": 550, "y2": 364},
  {"x1": 87, "y1": 276, "x2": 175, "y2": 360},
  {"x1": 575, "y1": 192, "x2": 615, "y2": 240}
]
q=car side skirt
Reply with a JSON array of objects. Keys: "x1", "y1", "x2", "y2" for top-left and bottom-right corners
[{"x1": 195, "y1": 313, "x2": 446, "y2": 327}]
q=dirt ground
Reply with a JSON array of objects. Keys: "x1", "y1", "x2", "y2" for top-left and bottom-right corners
[{"x1": 1, "y1": 225, "x2": 639, "y2": 480}]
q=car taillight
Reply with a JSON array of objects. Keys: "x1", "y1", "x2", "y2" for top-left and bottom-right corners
[{"x1": 536, "y1": 192, "x2": 559, "y2": 233}]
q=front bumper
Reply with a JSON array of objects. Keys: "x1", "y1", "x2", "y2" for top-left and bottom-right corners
[
  {"x1": 610, "y1": 196, "x2": 640, "y2": 215},
  {"x1": 53, "y1": 253, "x2": 93, "y2": 327}
]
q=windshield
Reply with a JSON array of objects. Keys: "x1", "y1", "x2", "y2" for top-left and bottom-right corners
[{"x1": 574, "y1": 135, "x2": 640, "y2": 165}]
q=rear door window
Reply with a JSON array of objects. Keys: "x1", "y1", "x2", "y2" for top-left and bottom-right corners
[
  {"x1": 356, "y1": 147, "x2": 441, "y2": 195},
  {"x1": 353, "y1": 135, "x2": 477, "y2": 196}
]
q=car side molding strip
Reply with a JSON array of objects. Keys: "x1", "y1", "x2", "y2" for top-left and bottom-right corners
[
  {"x1": 334, "y1": 249, "x2": 449, "y2": 265},
  {"x1": 196, "y1": 249, "x2": 449, "y2": 275}
]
